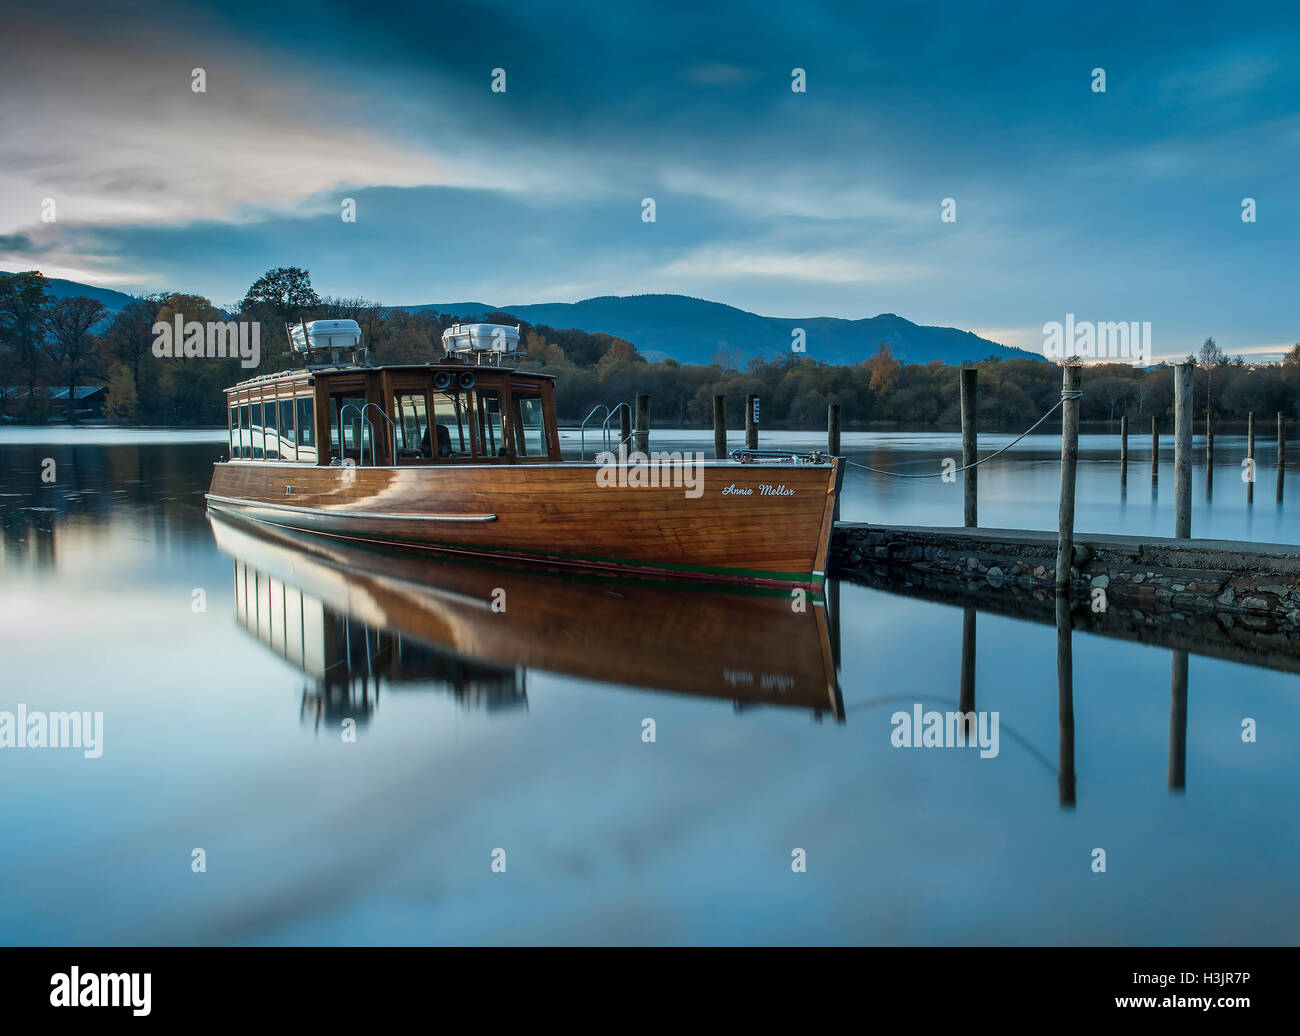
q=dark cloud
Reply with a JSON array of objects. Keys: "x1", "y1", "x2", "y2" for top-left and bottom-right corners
[{"x1": 2, "y1": 0, "x2": 1298, "y2": 353}]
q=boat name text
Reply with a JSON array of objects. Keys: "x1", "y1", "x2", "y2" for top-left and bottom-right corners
[{"x1": 722, "y1": 483, "x2": 795, "y2": 497}]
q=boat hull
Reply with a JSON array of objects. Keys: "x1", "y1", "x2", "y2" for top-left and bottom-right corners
[{"x1": 207, "y1": 459, "x2": 840, "y2": 587}]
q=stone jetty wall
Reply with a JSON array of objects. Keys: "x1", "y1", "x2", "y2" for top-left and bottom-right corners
[{"x1": 830, "y1": 524, "x2": 1300, "y2": 644}]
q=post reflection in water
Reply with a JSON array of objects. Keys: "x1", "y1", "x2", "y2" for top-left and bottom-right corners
[
  {"x1": 952, "y1": 589, "x2": 1205, "y2": 812},
  {"x1": 213, "y1": 513, "x2": 844, "y2": 727},
  {"x1": 1055, "y1": 595, "x2": 1076, "y2": 809},
  {"x1": 960, "y1": 607, "x2": 976, "y2": 716},
  {"x1": 1169, "y1": 651, "x2": 1188, "y2": 792}
]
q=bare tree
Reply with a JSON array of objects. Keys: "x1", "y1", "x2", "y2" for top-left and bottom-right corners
[{"x1": 46, "y1": 296, "x2": 106, "y2": 422}]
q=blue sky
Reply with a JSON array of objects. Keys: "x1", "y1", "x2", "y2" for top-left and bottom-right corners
[{"x1": 1, "y1": 0, "x2": 1297, "y2": 358}]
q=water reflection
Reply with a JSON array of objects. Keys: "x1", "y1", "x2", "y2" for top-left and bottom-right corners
[
  {"x1": 1169, "y1": 650, "x2": 1188, "y2": 792},
  {"x1": 1056, "y1": 596, "x2": 1076, "y2": 808},
  {"x1": 211, "y1": 513, "x2": 844, "y2": 725}
]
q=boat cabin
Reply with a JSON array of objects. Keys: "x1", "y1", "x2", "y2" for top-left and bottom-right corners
[{"x1": 223, "y1": 360, "x2": 562, "y2": 466}]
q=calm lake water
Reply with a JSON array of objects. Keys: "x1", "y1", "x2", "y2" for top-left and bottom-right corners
[{"x1": 1, "y1": 427, "x2": 1297, "y2": 945}]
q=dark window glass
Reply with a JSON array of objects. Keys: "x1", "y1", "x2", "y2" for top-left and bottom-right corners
[
  {"x1": 251, "y1": 400, "x2": 264, "y2": 459},
  {"x1": 296, "y1": 396, "x2": 317, "y2": 463},
  {"x1": 512, "y1": 394, "x2": 546, "y2": 457},
  {"x1": 432, "y1": 391, "x2": 470, "y2": 457},
  {"x1": 475, "y1": 390, "x2": 506, "y2": 458},
  {"x1": 393, "y1": 392, "x2": 432, "y2": 458},
  {"x1": 264, "y1": 396, "x2": 279, "y2": 460},
  {"x1": 278, "y1": 399, "x2": 296, "y2": 461}
]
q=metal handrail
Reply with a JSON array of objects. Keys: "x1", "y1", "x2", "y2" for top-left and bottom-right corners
[
  {"x1": 602, "y1": 401, "x2": 632, "y2": 457},
  {"x1": 338, "y1": 403, "x2": 373, "y2": 466},
  {"x1": 579, "y1": 404, "x2": 610, "y2": 460},
  {"x1": 362, "y1": 403, "x2": 398, "y2": 466}
]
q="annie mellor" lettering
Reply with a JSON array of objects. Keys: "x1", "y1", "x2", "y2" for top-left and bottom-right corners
[{"x1": 722, "y1": 484, "x2": 795, "y2": 497}]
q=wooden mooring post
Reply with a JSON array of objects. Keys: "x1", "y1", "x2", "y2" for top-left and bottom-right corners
[
  {"x1": 1206, "y1": 417, "x2": 1215, "y2": 500},
  {"x1": 745, "y1": 394, "x2": 759, "y2": 450},
  {"x1": 1205, "y1": 411, "x2": 1215, "y2": 500},
  {"x1": 828, "y1": 403, "x2": 842, "y2": 520},
  {"x1": 1174, "y1": 363, "x2": 1193, "y2": 538},
  {"x1": 712, "y1": 394, "x2": 727, "y2": 460},
  {"x1": 1055, "y1": 364, "x2": 1080, "y2": 594},
  {"x1": 633, "y1": 394, "x2": 650, "y2": 455},
  {"x1": 960, "y1": 367, "x2": 978, "y2": 528},
  {"x1": 1278, "y1": 412, "x2": 1286, "y2": 503},
  {"x1": 1120, "y1": 413, "x2": 1128, "y2": 491},
  {"x1": 1151, "y1": 415, "x2": 1159, "y2": 486},
  {"x1": 1247, "y1": 411, "x2": 1255, "y2": 504}
]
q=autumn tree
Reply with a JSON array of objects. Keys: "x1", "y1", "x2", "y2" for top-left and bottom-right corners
[
  {"x1": 103, "y1": 364, "x2": 140, "y2": 423},
  {"x1": 867, "y1": 343, "x2": 901, "y2": 395}
]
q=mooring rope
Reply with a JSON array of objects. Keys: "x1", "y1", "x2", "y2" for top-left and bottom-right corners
[{"x1": 843, "y1": 388, "x2": 1083, "y2": 479}]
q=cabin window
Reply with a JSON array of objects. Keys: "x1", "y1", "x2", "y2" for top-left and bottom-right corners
[
  {"x1": 264, "y1": 396, "x2": 280, "y2": 460},
  {"x1": 512, "y1": 394, "x2": 547, "y2": 457},
  {"x1": 278, "y1": 398, "x2": 296, "y2": 461},
  {"x1": 238, "y1": 403, "x2": 250, "y2": 459},
  {"x1": 330, "y1": 395, "x2": 370, "y2": 462},
  {"x1": 475, "y1": 389, "x2": 507, "y2": 458},
  {"x1": 392, "y1": 392, "x2": 432, "y2": 459},
  {"x1": 228, "y1": 405, "x2": 237, "y2": 458},
  {"x1": 296, "y1": 396, "x2": 317, "y2": 463},
  {"x1": 251, "y1": 400, "x2": 265, "y2": 459},
  {"x1": 432, "y1": 391, "x2": 471, "y2": 458}
]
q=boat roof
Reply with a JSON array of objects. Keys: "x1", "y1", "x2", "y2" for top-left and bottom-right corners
[{"x1": 226, "y1": 361, "x2": 556, "y2": 393}]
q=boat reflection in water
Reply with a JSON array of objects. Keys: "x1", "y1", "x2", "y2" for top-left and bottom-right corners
[{"x1": 210, "y1": 513, "x2": 843, "y2": 729}]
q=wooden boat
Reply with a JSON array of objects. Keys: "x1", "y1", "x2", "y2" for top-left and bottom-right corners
[
  {"x1": 209, "y1": 510, "x2": 843, "y2": 719},
  {"x1": 206, "y1": 322, "x2": 842, "y2": 587}
]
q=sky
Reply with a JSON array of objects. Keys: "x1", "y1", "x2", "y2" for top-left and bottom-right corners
[{"x1": 0, "y1": 0, "x2": 1297, "y2": 360}]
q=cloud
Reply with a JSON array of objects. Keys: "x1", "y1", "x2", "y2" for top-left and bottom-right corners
[
  {"x1": 967, "y1": 327, "x2": 1040, "y2": 351},
  {"x1": 660, "y1": 165, "x2": 931, "y2": 224},
  {"x1": 679, "y1": 63, "x2": 757, "y2": 87},
  {"x1": 1158, "y1": 53, "x2": 1283, "y2": 103},
  {"x1": 655, "y1": 246, "x2": 928, "y2": 285},
  {"x1": 0, "y1": 15, "x2": 582, "y2": 259}
]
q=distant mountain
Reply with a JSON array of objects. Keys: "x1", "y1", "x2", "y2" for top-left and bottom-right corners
[
  {"x1": 31, "y1": 278, "x2": 1032, "y2": 366},
  {"x1": 407, "y1": 294, "x2": 1031, "y2": 366},
  {"x1": 41, "y1": 277, "x2": 137, "y2": 313}
]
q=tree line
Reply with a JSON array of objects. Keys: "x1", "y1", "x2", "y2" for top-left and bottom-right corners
[{"x1": 3, "y1": 267, "x2": 1298, "y2": 429}]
